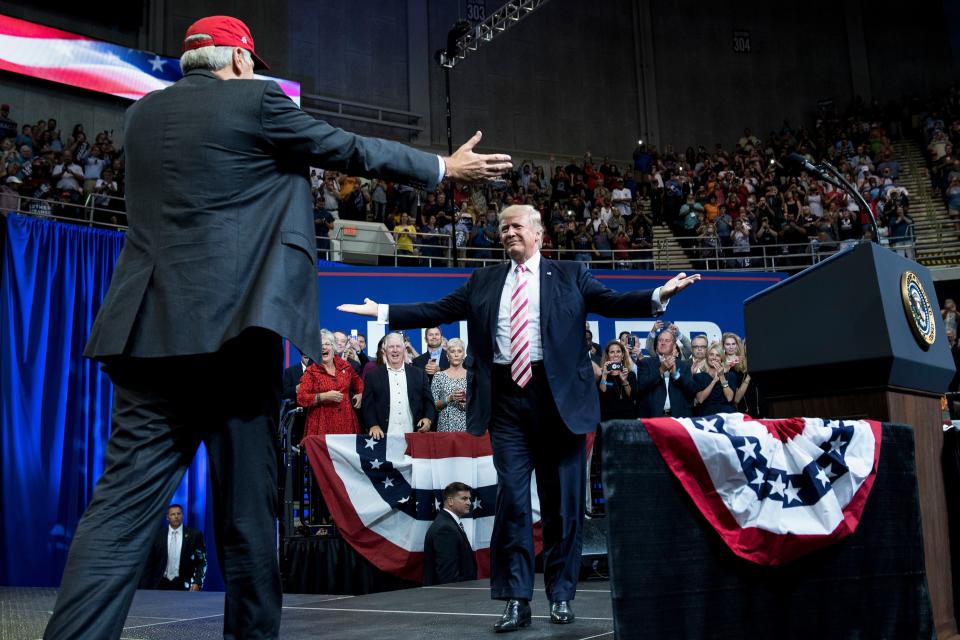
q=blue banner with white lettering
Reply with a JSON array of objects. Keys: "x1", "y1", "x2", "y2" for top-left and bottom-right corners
[{"x1": 300, "y1": 262, "x2": 784, "y2": 365}]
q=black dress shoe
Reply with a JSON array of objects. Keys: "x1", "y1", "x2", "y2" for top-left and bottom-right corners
[
  {"x1": 494, "y1": 599, "x2": 531, "y2": 633},
  {"x1": 550, "y1": 600, "x2": 575, "y2": 624}
]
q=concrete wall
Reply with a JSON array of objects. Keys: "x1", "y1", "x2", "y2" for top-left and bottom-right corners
[
  {"x1": 428, "y1": 0, "x2": 642, "y2": 161},
  {"x1": 646, "y1": 0, "x2": 854, "y2": 150},
  {"x1": 0, "y1": 75, "x2": 129, "y2": 146},
  {"x1": 0, "y1": 0, "x2": 957, "y2": 160},
  {"x1": 861, "y1": 0, "x2": 955, "y2": 102},
  {"x1": 161, "y1": 0, "x2": 410, "y2": 106},
  {"x1": 0, "y1": 1, "x2": 141, "y2": 47},
  {"x1": 0, "y1": 1, "x2": 142, "y2": 143}
]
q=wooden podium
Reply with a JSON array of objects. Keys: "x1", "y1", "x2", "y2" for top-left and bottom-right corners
[{"x1": 745, "y1": 241, "x2": 957, "y2": 639}]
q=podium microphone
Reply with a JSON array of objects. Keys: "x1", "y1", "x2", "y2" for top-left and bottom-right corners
[{"x1": 785, "y1": 153, "x2": 842, "y2": 188}]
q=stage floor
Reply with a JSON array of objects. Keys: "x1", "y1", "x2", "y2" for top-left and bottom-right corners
[{"x1": 1, "y1": 577, "x2": 613, "y2": 639}]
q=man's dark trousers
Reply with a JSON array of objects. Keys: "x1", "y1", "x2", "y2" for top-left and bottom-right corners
[
  {"x1": 488, "y1": 362, "x2": 585, "y2": 603},
  {"x1": 44, "y1": 329, "x2": 282, "y2": 640}
]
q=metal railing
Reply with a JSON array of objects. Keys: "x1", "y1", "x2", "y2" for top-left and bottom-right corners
[
  {"x1": 3, "y1": 193, "x2": 127, "y2": 231},
  {"x1": 327, "y1": 225, "x2": 917, "y2": 272},
  {"x1": 2, "y1": 200, "x2": 915, "y2": 274}
]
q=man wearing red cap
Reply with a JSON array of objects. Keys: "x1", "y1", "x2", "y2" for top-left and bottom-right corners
[{"x1": 44, "y1": 14, "x2": 511, "y2": 640}]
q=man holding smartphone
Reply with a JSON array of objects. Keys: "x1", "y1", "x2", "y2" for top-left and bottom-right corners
[
  {"x1": 645, "y1": 320, "x2": 692, "y2": 360},
  {"x1": 412, "y1": 327, "x2": 449, "y2": 379}
]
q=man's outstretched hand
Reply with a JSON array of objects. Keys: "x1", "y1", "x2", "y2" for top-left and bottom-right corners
[
  {"x1": 337, "y1": 298, "x2": 379, "y2": 317},
  {"x1": 443, "y1": 131, "x2": 513, "y2": 184},
  {"x1": 659, "y1": 272, "x2": 701, "y2": 304}
]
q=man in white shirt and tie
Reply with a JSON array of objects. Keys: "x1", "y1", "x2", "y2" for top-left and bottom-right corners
[
  {"x1": 338, "y1": 204, "x2": 699, "y2": 632},
  {"x1": 144, "y1": 504, "x2": 207, "y2": 591},
  {"x1": 636, "y1": 329, "x2": 698, "y2": 418}
]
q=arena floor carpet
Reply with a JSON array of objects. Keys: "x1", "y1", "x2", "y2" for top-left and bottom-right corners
[{"x1": 0, "y1": 577, "x2": 613, "y2": 639}]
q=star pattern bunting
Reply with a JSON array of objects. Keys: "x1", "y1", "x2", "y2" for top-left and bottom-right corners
[
  {"x1": 686, "y1": 415, "x2": 855, "y2": 509},
  {"x1": 302, "y1": 433, "x2": 544, "y2": 581},
  {"x1": 354, "y1": 435, "x2": 498, "y2": 521},
  {"x1": 644, "y1": 413, "x2": 882, "y2": 565}
]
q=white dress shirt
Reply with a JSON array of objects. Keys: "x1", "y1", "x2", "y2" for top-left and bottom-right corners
[
  {"x1": 661, "y1": 362, "x2": 681, "y2": 413},
  {"x1": 386, "y1": 364, "x2": 414, "y2": 433},
  {"x1": 443, "y1": 507, "x2": 463, "y2": 528},
  {"x1": 165, "y1": 525, "x2": 182, "y2": 580},
  {"x1": 494, "y1": 253, "x2": 543, "y2": 363}
]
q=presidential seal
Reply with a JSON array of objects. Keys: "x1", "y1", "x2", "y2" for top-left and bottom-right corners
[{"x1": 901, "y1": 271, "x2": 935, "y2": 348}]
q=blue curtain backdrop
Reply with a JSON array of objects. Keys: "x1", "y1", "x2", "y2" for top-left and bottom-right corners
[{"x1": 0, "y1": 214, "x2": 224, "y2": 589}]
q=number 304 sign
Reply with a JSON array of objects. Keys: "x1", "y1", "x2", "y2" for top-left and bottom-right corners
[{"x1": 733, "y1": 30, "x2": 751, "y2": 53}]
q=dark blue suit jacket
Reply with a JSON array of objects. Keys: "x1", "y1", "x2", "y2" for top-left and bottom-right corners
[
  {"x1": 281, "y1": 362, "x2": 306, "y2": 402},
  {"x1": 388, "y1": 257, "x2": 660, "y2": 435},
  {"x1": 422, "y1": 510, "x2": 477, "y2": 585},
  {"x1": 635, "y1": 357, "x2": 698, "y2": 418}
]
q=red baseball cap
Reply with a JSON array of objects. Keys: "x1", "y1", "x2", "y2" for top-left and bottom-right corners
[{"x1": 183, "y1": 15, "x2": 269, "y2": 70}]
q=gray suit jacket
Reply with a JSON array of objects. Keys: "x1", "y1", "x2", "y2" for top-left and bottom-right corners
[{"x1": 84, "y1": 70, "x2": 439, "y2": 362}]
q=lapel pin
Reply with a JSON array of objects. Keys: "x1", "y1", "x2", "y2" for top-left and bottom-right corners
[{"x1": 546, "y1": 271, "x2": 552, "y2": 275}]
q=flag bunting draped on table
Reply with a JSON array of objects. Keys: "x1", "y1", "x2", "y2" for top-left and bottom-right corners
[
  {"x1": 643, "y1": 413, "x2": 882, "y2": 565},
  {"x1": 302, "y1": 432, "x2": 543, "y2": 581}
]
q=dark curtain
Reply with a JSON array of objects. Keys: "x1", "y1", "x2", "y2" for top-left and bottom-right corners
[
  {"x1": 281, "y1": 536, "x2": 418, "y2": 595},
  {"x1": 602, "y1": 420, "x2": 932, "y2": 640},
  {"x1": 0, "y1": 214, "x2": 224, "y2": 590}
]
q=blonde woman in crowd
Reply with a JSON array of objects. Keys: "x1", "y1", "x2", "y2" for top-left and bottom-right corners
[
  {"x1": 431, "y1": 338, "x2": 467, "y2": 432},
  {"x1": 721, "y1": 332, "x2": 752, "y2": 407},
  {"x1": 693, "y1": 342, "x2": 737, "y2": 415}
]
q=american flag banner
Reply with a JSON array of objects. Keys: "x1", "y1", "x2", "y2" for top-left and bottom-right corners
[
  {"x1": 0, "y1": 13, "x2": 300, "y2": 103},
  {"x1": 643, "y1": 413, "x2": 882, "y2": 565},
  {"x1": 302, "y1": 432, "x2": 543, "y2": 582}
]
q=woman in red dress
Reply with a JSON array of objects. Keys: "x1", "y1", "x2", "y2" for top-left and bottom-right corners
[{"x1": 297, "y1": 331, "x2": 363, "y2": 436}]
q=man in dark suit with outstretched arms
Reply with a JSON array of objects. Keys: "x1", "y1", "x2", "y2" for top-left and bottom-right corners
[
  {"x1": 44, "y1": 15, "x2": 512, "y2": 640},
  {"x1": 339, "y1": 204, "x2": 699, "y2": 632},
  {"x1": 423, "y1": 482, "x2": 478, "y2": 585}
]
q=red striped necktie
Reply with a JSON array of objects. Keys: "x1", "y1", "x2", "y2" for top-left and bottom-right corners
[{"x1": 510, "y1": 264, "x2": 532, "y2": 387}]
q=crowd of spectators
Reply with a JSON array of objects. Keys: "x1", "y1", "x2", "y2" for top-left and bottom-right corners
[
  {"x1": 308, "y1": 95, "x2": 928, "y2": 271},
  {"x1": 287, "y1": 322, "x2": 754, "y2": 435},
  {"x1": 0, "y1": 104, "x2": 126, "y2": 225},
  {"x1": 2, "y1": 91, "x2": 937, "y2": 269},
  {"x1": 922, "y1": 86, "x2": 960, "y2": 234},
  {"x1": 589, "y1": 323, "x2": 753, "y2": 422},
  {"x1": 286, "y1": 321, "x2": 755, "y2": 529}
]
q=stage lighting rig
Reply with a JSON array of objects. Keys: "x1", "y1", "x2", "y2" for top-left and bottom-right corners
[{"x1": 437, "y1": 0, "x2": 550, "y2": 69}]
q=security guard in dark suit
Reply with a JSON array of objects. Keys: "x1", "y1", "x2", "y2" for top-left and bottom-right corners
[
  {"x1": 423, "y1": 482, "x2": 478, "y2": 585},
  {"x1": 140, "y1": 504, "x2": 207, "y2": 591}
]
